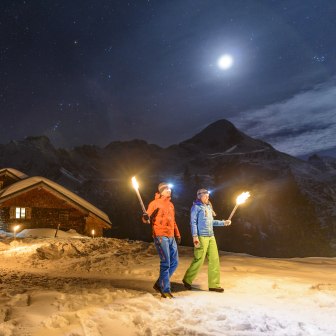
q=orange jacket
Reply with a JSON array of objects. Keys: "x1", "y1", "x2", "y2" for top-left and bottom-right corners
[{"x1": 145, "y1": 193, "x2": 181, "y2": 238}]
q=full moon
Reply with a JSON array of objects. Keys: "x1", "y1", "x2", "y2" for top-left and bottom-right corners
[{"x1": 217, "y1": 54, "x2": 233, "y2": 70}]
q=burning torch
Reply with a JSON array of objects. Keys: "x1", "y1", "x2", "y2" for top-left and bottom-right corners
[
  {"x1": 228, "y1": 191, "x2": 251, "y2": 221},
  {"x1": 131, "y1": 176, "x2": 150, "y2": 223}
]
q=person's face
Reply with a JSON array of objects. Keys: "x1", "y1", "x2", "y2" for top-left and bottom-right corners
[
  {"x1": 161, "y1": 188, "x2": 171, "y2": 197},
  {"x1": 200, "y1": 194, "x2": 209, "y2": 204}
]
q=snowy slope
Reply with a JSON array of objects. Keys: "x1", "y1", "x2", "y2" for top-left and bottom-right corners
[{"x1": 0, "y1": 236, "x2": 335, "y2": 336}]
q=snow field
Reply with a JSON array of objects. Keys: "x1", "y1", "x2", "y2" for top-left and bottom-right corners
[{"x1": 0, "y1": 235, "x2": 335, "y2": 336}]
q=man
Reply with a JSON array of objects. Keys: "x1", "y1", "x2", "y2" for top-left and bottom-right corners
[
  {"x1": 183, "y1": 188, "x2": 231, "y2": 292},
  {"x1": 143, "y1": 182, "x2": 181, "y2": 298}
]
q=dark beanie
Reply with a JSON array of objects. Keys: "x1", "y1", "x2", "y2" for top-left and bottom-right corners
[{"x1": 158, "y1": 182, "x2": 169, "y2": 193}]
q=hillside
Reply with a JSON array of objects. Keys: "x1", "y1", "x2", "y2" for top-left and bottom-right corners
[{"x1": 0, "y1": 120, "x2": 336, "y2": 257}]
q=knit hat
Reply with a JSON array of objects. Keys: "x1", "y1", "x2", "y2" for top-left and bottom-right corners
[
  {"x1": 197, "y1": 188, "x2": 209, "y2": 199},
  {"x1": 158, "y1": 182, "x2": 170, "y2": 194}
]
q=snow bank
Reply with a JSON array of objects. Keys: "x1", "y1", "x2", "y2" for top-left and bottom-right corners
[
  {"x1": 0, "y1": 237, "x2": 335, "y2": 336},
  {"x1": 0, "y1": 230, "x2": 11, "y2": 239},
  {"x1": 16, "y1": 228, "x2": 86, "y2": 239}
]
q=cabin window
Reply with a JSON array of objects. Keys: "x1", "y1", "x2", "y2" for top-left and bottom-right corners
[
  {"x1": 15, "y1": 207, "x2": 26, "y2": 219},
  {"x1": 0, "y1": 181, "x2": 3, "y2": 189},
  {"x1": 10, "y1": 207, "x2": 31, "y2": 219}
]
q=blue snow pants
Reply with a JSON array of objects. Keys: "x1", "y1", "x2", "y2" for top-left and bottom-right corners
[{"x1": 154, "y1": 236, "x2": 179, "y2": 293}]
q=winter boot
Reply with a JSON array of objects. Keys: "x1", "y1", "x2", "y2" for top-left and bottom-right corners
[
  {"x1": 153, "y1": 279, "x2": 163, "y2": 294},
  {"x1": 162, "y1": 292, "x2": 174, "y2": 299},
  {"x1": 209, "y1": 287, "x2": 224, "y2": 293},
  {"x1": 182, "y1": 279, "x2": 192, "y2": 290}
]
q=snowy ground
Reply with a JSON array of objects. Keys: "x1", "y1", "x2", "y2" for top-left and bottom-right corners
[{"x1": 0, "y1": 231, "x2": 336, "y2": 336}]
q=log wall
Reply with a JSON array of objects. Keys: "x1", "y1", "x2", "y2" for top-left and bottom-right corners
[{"x1": 0, "y1": 187, "x2": 105, "y2": 236}]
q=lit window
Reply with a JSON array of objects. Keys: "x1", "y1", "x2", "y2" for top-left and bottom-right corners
[{"x1": 15, "y1": 207, "x2": 26, "y2": 219}]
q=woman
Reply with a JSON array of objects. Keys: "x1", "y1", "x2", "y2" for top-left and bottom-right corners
[{"x1": 183, "y1": 188, "x2": 231, "y2": 292}]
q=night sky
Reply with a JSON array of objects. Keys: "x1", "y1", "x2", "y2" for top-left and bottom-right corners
[{"x1": 1, "y1": 1, "x2": 336, "y2": 156}]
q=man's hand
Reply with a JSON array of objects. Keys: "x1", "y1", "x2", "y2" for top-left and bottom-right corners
[
  {"x1": 224, "y1": 219, "x2": 231, "y2": 226},
  {"x1": 142, "y1": 213, "x2": 150, "y2": 223},
  {"x1": 193, "y1": 236, "x2": 200, "y2": 248},
  {"x1": 176, "y1": 237, "x2": 181, "y2": 245}
]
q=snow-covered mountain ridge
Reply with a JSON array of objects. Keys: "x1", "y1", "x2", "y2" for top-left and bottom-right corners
[{"x1": 0, "y1": 120, "x2": 335, "y2": 257}]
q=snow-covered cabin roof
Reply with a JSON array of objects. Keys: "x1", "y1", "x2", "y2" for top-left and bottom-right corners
[
  {"x1": 0, "y1": 168, "x2": 28, "y2": 180},
  {"x1": 0, "y1": 176, "x2": 111, "y2": 226}
]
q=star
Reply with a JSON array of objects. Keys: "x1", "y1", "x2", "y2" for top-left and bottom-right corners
[{"x1": 312, "y1": 55, "x2": 326, "y2": 63}]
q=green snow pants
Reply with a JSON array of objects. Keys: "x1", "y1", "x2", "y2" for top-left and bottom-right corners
[{"x1": 183, "y1": 236, "x2": 221, "y2": 288}]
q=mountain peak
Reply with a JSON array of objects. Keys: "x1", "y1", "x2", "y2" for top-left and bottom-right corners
[
  {"x1": 182, "y1": 119, "x2": 242, "y2": 146},
  {"x1": 180, "y1": 119, "x2": 273, "y2": 153},
  {"x1": 201, "y1": 119, "x2": 239, "y2": 132}
]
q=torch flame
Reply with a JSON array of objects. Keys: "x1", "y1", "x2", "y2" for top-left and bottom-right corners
[
  {"x1": 132, "y1": 176, "x2": 139, "y2": 190},
  {"x1": 236, "y1": 191, "x2": 250, "y2": 205}
]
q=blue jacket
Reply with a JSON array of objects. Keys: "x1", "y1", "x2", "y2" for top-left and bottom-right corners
[{"x1": 190, "y1": 200, "x2": 224, "y2": 237}]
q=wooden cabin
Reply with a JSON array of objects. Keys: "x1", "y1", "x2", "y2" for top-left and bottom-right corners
[
  {"x1": 0, "y1": 168, "x2": 28, "y2": 190},
  {"x1": 0, "y1": 169, "x2": 111, "y2": 236}
]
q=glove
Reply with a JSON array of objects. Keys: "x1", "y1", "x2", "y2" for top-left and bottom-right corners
[
  {"x1": 176, "y1": 237, "x2": 181, "y2": 245},
  {"x1": 142, "y1": 213, "x2": 150, "y2": 223},
  {"x1": 224, "y1": 220, "x2": 231, "y2": 226},
  {"x1": 193, "y1": 236, "x2": 200, "y2": 248}
]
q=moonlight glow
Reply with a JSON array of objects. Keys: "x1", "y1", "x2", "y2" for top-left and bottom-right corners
[{"x1": 218, "y1": 54, "x2": 233, "y2": 70}]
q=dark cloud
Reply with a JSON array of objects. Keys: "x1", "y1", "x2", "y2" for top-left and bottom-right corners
[
  {"x1": 261, "y1": 124, "x2": 330, "y2": 140},
  {"x1": 233, "y1": 79, "x2": 336, "y2": 156}
]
